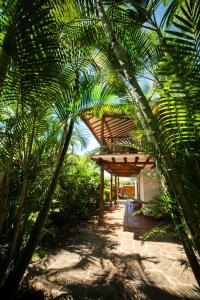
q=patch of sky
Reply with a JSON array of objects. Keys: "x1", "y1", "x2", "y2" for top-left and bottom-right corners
[{"x1": 73, "y1": 120, "x2": 99, "y2": 154}]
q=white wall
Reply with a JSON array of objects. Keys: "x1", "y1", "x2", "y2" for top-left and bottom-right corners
[{"x1": 139, "y1": 170, "x2": 163, "y2": 203}]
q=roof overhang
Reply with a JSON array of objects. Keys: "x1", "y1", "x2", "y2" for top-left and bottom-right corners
[
  {"x1": 92, "y1": 154, "x2": 155, "y2": 177},
  {"x1": 82, "y1": 113, "x2": 135, "y2": 145}
]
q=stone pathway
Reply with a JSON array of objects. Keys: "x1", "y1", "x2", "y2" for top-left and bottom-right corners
[{"x1": 29, "y1": 204, "x2": 200, "y2": 300}]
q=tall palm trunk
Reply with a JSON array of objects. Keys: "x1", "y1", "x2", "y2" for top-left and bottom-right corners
[
  {"x1": 0, "y1": 46, "x2": 10, "y2": 88},
  {"x1": 0, "y1": 112, "x2": 37, "y2": 286},
  {"x1": 171, "y1": 207, "x2": 200, "y2": 286},
  {"x1": 0, "y1": 118, "x2": 74, "y2": 298},
  {"x1": 0, "y1": 99, "x2": 20, "y2": 235},
  {"x1": 0, "y1": 171, "x2": 9, "y2": 233},
  {"x1": 97, "y1": 0, "x2": 200, "y2": 253}
]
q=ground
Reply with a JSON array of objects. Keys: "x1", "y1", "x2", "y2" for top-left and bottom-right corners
[{"x1": 28, "y1": 203, "x2": 200, "y2": 300}]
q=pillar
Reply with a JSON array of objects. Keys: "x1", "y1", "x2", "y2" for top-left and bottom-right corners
[
  {"x1": 117, "y1": 177, "x2": 120, "y2": 199},
  {"x1": 98, "y1": 164, "x2": 105, "y2": 225},
  {"x1": 134, "y1": 178, "x2": 138, "y2": 200},
  {"x1": 98, "y1": 116, "x2": 105, "y2": 225},
  {"x1": 114, "y1": 176, "x2": 117, "y2": 205},
  {"x1": 109, "y1": 174, "x2": 113, "y2": 210}
]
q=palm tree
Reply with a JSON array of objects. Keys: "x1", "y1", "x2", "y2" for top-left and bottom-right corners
[
  {"x1": 71, "y1": 0, "x2": 200, "y2": 283},
  {"x1": 0, "y1": 2, "x2": 131, "y2": 296},
  {"x1": 0, "y1": 0, "x2": 199, "y2": 294}
]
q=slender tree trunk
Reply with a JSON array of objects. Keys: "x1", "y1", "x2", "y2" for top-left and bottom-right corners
[
  {"x1": 97, "y1": 0, "x2": 200, "y2": 253},
  {"x1": 182, "y1": 240, "x2": 200, "y2": 287},
  {"x1": 0, "y1": 101, "x2": 20, "y2": 238},
  {"x1": 172, "y1": 209, "x2": 200, "y2": 287},
  {"x1": 13, "y1": 215, "x2": 29, "y2": 264},
  {"x1": 0, "y1": 112, "x2": 37, "y2": 285},
  {"x1": 0, "y1": 46, "x2": 10, "y2": 88},
  {"x1": 0, "y1": 118, "x2": 74, "y2": 298},
  {"x1": 57, "y1": 119, "x2": 69, "y2": 161},
  {"x1": 0, "y1": 171, "x2": 9, "y2": 233},
  {"x1": 11, "y1": 112, "x2": 37, "y2": 246}
]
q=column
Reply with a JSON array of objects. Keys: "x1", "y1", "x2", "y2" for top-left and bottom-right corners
[
  {"x1": 117, "y1": 177, "x2": 119, "y2": 201},
  {"x1": 98, "y1": 164, "x2": 105, "y2": 225},
  {"x1": 134, "y1": 178, "x2": 138, "y2": 200},
  {"x1": 114, "y1": 176, "x2": 117, "y2": 205},
  {"x1": 109, "y1": 174, "x2": 113, "y2": 210},
  {"x1": 98, "y1": 116, "x2": 105, "y2": 225}
]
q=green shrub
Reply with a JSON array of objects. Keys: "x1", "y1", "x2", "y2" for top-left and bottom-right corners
[
  {"x1": 103, "y1": 188, "x2": 110, "y2": 202},
  {"x1": 142, "y1": 193, "x2": 172, "y2": 219},
  {"x1": 54, "y1": 155, "x2": 100, "y2": 222}
]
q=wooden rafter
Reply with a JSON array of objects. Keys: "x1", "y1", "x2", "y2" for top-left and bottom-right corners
[{"x1": 82, "y1": 113, "x2": 155, "y2": 177}]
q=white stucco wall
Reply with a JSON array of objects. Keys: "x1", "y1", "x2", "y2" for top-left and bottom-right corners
[{"x1": 139, "y1": 170, "x2": 163, "y2": 203}]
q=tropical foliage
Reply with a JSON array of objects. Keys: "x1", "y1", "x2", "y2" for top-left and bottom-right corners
[
  {"x1": 55, "y1": 155, "x2": 99, "y2": 222},
  {"x1": 71, "y1": 0, "x2": 200, "y2": 284},
  {"x1": 0, "y1": 0, "x2": 199, "y2": 297}
]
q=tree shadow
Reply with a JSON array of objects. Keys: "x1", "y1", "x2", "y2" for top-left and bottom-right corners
[
  {"x1": 27, "y1": 225, "x2": 199, "y2": 300},
  {"x1": 123, "y1": 203, "x2": 180, "y2": 244}
]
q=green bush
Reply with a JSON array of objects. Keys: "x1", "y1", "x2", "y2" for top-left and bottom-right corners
[
  {"x1": 103, "y1": 188, "x2": 110, "y2": 203},
  {"x1": 54, "y1": 155, "x2": 100, "y2": 222},
  {"x1": 142, "y1": 193, "x2": 172, "y2": 219}
]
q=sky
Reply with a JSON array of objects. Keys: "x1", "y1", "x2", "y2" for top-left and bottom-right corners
[{"x1": 86, "y1": 135, "x2": 99, "y2": 152}]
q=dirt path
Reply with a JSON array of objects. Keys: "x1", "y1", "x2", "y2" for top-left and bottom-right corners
[{"x1": 29, "y1": 204, "x2": 200, "y2": 300}]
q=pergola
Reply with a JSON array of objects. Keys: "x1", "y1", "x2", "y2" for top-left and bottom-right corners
[
  {"x1": 92, "y1": 154, "x2": 155, "y2": 177},
  {"x1": 82, "y1": 113, "x2": 155, "y2": 224}
]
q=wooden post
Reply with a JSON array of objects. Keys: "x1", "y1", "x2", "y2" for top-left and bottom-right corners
[
  {"x1": 98, "y1": 164, "x2": 105, "y2": 225},
  {"x1": 109, "y1": 174, "x2": 113, "y2": 210},
  {"x1": 137, "y1": 175, "x2": 141, "y2": 201},
  {"x1": 117, "y1": 177, "x2": 120, "y2": 199},
  {"x1": 98, "y1": 116, "x2": 105, "y2": 225},
  {"x1": 114, "y1": 176, "x2": 117, "y2": 205}
]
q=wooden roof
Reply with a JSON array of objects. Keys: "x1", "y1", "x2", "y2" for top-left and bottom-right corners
[
  {"x1": 82, "y1": 113, "x2": 155, "y2": 177},
  {"x1": 92, "y1": 154, "x2": 155, "y2": 177},
  {"x1": 82, "y1": 113, "x2": 135, "y2": 145}
]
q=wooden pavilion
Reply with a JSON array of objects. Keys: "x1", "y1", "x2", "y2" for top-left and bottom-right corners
[{"x1": 82, "y1": 113, "x2": 156, "y2": 225}]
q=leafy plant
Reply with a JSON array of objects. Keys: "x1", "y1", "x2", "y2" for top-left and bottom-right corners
[
  {"x1": 142, "y1": 193, "x2": 173, "y2": 219},
  {"x1": 55, "y1": 155, "x2": 99, "y2": 222}
]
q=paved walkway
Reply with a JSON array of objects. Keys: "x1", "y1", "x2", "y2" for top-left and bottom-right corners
[{"x1": 30, "y1": 204, "x2": 200, "y2": 300}]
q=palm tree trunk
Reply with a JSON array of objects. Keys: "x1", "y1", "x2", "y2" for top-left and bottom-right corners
[
  {"x1": 0, "y1": 101, "x2": 20, "y2": 237},
  {"x1": 182, "y1": 240, "x2": 200, "y2": 287},
  {"x1": 57, "y1": 119, "x2": 69, "y2": 160},
  {"x1": 97, "y1": 0, "x2": 200, "y2": 252},
  {"x1": 0, "y1": 112, "x2": 37, "y2": 286},
  {"x1": 0, "y1": 117, "x2": 74, "y2": 298},
  {"x1": 0, "y1": 46, "x2": 10, "y2": 88},
  {"x1": 172, "y1": 209, "x2": 200, "y2": 286},
  {"x1": 0, "y1": 171, "x2": 9, "y2": 233}
]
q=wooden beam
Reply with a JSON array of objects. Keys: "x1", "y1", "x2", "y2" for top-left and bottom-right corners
[
  {"x1": 101, "y1": 116, "x2": 104, "y2": 146},
  {"x1": 124, "y1": 157, "x2": 127, "y2": 163},
  {"x1": 104, "y1": 118, "x2": 113, "y2": 138},
  {"x1": 98, "y1": 165, "x2": 105, "y2": 226},
  {"x1": 90, "y1": 119, "x2": 101, "y2": 126},
  {"x1": 106, "y1": 126, "x2": 134, "y2": 137},
  {"x1": 110, "y1": 169, "x2": 141, "y2": 174},
  {"x1": 81, "y1": 117, "x2": 101, "y2": 144},
  {"x1": 84, "y1": 115, "x2": 94, "y2": 121},
  {"x1": 135, "y1": 156, "x2": 139, "y2": 163},
  {"x1": 101, "y1": 161, "x2": 151, "y2": 167}
]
